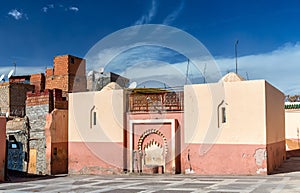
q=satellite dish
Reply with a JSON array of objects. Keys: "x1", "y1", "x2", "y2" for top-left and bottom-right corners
[
  {"x1": 0, "y1": 74, "x2": 4, "y2": 82},
  {"x1": 99, "y1": 67, "x2": 104, "y2": 73},
  {"x1": 7, "y1": 69, "x2": 14, "y2": 79},
  {"x1": 87, "y1": 71, "x2": 94, "y2": 77},
  {"x1": 128, "y1": 81, "x2": 137, "y2": 89}
]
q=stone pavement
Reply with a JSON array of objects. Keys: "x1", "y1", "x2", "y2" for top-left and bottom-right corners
[
  {"x1": 1, "y1": 174, "x2": 300, "y2": 193},
  {"x1": 0, "y1": 157, "x2": 300, "y2": 193}
]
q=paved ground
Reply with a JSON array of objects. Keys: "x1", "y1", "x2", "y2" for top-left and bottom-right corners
[{"x1": 0, "y1": 157, "x2": 300, "y2": 193}]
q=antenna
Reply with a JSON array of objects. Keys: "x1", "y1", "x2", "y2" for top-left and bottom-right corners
[
  {"x1": 203, "y1": 63, "x2": 207, "y2": 83},
  {"x1": 0, "y1": 74, "x2": 4, "y2": 82},
  {"x1": 185, "y1": 59, "x2": 190, "y2": 85},
  {"x1": 128, "y1": 81, "x2": 137, "y2": 89},
  {"x1": 13, "y1": 61, "x2": 16, "y2": 75},
  {"x1": 99, "y1": 67, "x2": 104, "y2": 73},
  {"x1": 7, "y1": 69, "x2": 14, "y2": 79},
  {"x1": 235, "y1": 40, "x2": 239, "y2": 74}
]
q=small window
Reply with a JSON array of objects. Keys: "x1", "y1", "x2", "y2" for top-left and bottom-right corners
[
  {"x1": 9, "y1": 135, "x2": 14, "y2": 141},
  {"x1": 222, "y1": 107, "x2": 226, "y2": 123},
  {"x1": 53, "y1": 147, "x2": 57, "y2": 156},
  {"x1": 11, "y1": 143, "x2": 17, "y2": 149},
  {"x1": 70, "y1": 57, "x2": 75, "y2": 64},
  {"x1": 93, "y1": 112, "x2": 97, "y2": 125}
]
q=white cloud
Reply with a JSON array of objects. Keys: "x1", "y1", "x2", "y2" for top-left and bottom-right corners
[
  {"x1": 216, "y1": 42, "x2": 300, "y2": 94},
  {"x1": 42, "y1": 4, "x2": 78, "y2": 13},
  {"x1": 135, "y1": 0, "x2": 158, "y2": 25},
  {"x1": 8, "y1": 9, "x2": 23, "y2": 20},
  {"x1": 42, "y1": 7, "x2": 48, "y2": 13},
  {"x1": 163, "y1": 0, "x2": 185, "y2": 25},
  {"x1": 86, "y1": 41, "x2": 300, "y2": 94},
  {"x1": 42, "y1": 4, "x2": 55, "y2": 13},
  {"x1": 69, "y1": 6, "x2": 79, "y2": 12}
]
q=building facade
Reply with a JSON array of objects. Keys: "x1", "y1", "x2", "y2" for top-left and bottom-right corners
[
  {"x1": 4, "y1": 54, "x2": 85, "y2": 176},
  {"x1": 69, "y1": 73, "x2": 286, "y2": 175},
  {"x1": 45, "y1": 55, "x2": 87, "y2": 97},
  {"x1": 183, "y1": 75, "x2": 286, "y2": 175}
]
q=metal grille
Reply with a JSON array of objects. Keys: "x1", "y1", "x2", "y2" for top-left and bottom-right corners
[{"x1": 128, "y1": 92, "x2": 184, "y2": 112}]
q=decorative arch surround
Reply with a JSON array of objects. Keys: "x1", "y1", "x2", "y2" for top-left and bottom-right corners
[{"x1": 137, "y1": 129, "x2": 168, "y2": 155}]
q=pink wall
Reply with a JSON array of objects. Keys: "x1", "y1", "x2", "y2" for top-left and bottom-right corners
[
  {"x1": 0, "y1": 117, "x2": 6, "y2": 181},
  {"x1": 181, "y1": 144, "x2": 268, "y2": 175},
  {"x1": 69, "y1": 142, "x2": 124, "y2": 174}
]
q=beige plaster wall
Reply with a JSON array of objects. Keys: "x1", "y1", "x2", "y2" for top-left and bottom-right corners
[
  {"x1": 69, "y1": 89, "x2": 124, "y2": 143},
  {"x1": 184, "y1": 80, "x2": 268, "y2": 145},
  {"x1": 285, "y1": 110, "x2": 300, "y2": 140},
  {"x1": 285, "y1": 109, "x2": 300, "y2": 150}
]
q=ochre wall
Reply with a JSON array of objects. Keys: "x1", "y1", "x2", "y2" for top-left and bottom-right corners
[
  {"x1": 265, "y1": 81, "x2": 286, "y2": 173},
  {"x1": 0, "y1": 117, "x2": 6, "y2": 181},
  {"x1": 68, "y1": 89, "x2": 125, "y2": 174},
  {"x1": 45, "y1": 109, "x2": 68, "y2": 175}
]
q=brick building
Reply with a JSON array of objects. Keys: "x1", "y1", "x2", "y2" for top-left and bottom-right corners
[
  {"x1": 9, "y1": 75, "x2": 31, "y2": 84},
  {"x1": 45, "y1": 55, "x2": 87, "y2": 97},
  {"x1": 20, "y1": 54, "x2": 85, "y2": 175},
  {"x1": 0, "y1": 82, "x2": 34, "y2": 117},
  {"x1": 4, "y1": 54, "x2": 85, "y2": 176}
]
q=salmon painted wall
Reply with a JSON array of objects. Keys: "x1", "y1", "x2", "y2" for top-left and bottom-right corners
[
  {"x1": 183, "y1": 80, "x2": 285, "y2": 175},
  {"x1": 0, "y1": 117, "x2": 6, "y2": 181},
  {"x1": 285, "y1": 110, "x2": 300, "y2": 150},
  {"x1": 45, "y1": 109, "x2": 68, "y2": 175},
  {"x1": 68, "y1": 88, "x2": 125, "y2": 174}
]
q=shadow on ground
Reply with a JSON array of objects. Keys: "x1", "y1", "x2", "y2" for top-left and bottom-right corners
[
  {"x1": 271, "y1": 154, "x2": 300, "y2": 175},
  {"x1": 3, "y1": 170, "x2": 66, "y2": 183}
]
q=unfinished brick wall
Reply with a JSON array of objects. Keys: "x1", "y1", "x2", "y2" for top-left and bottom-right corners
[
  {"x1": 30, "y1": 73, "x2": 45, "y2": 92},
  {"x1": 9, "y1": 75, "x2": 31, "y2": 84},
  {"x1": 26, "y1": 89, "x2": 67, "y2": 112},
  {"x1": 45, "y1": 55, "x2": 87, "y2": 97},
  {"x1": 10, "y1": 83, "x2": 35, "y2": 117},
  {"x1": 0, "y1": 83, "x2": 34, "y2": 117}
]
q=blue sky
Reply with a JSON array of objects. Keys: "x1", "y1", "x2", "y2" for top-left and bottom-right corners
[{"x1": 1, "y1": 0, "x2": 300, "y2": 94}]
